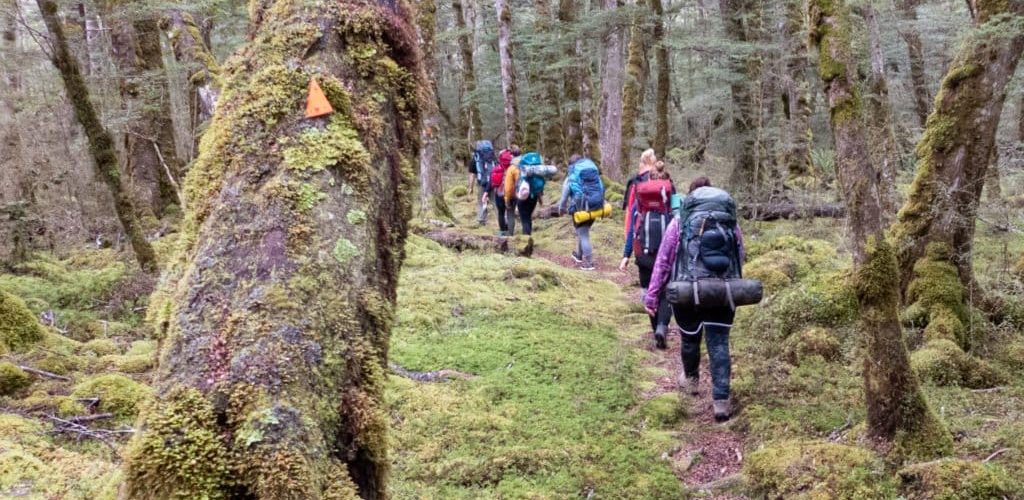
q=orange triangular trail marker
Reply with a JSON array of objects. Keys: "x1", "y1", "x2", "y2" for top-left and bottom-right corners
[{"x1": 305, "y1": 77, "x2": 334, "y2": 119}]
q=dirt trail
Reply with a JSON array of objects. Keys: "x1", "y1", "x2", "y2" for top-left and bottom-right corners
[{"x1": 538, "y1": 249, "x2": 748, "y2": 499}]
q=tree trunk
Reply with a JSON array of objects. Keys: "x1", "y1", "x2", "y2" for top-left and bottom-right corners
[
  {"x1": 651, "y1": 0, "x2": 669, "y2": 158},
  {"x1": 559, "y1": 0, "x2": 583, "y2": 156},
  {"x1": 808, "y1": 0, "x2": 951, "y2": 459},
  {"x1": 535, "y1": 0, "x2": 564, "y2": 162},
  {"x1": 891, "y1": 2, "x2": 1024, "y2": 293},
  {"x1": 495, "y1": 0, "x2": 521, "y2": 147},
  {"x1": 780, "y1": 0, "x2": 813, "y2": 180},
  {"x1": 35, "y1": 0, "x2": 157, "y2": 273},
  {"x1": 599, "y1": 0, "x2": 625, "y2": 178},
  {"x1": 579, "y1": 39, "x2": 600, "y2": 160},
  {"x1": 897, "y1": 0, "x2": 931, "y2": 127},
  {"x1": 164, "y1": 10, "x2": 221, "y2": 162},
  {"x1": 619, "y1": 18, "x2": 648, "y2": 175},
  {"x1": 720, "y1": 0, "x2": 761, "y2": 195},
  {"x1": 123, "y1": 0, "x2": 422, "y2": 497},
  {"x1": 453, "y1": 0, "x2": 482, "y2": 146},
  {"x1": 861, "y1": 4, "x2": 900, "y2": 219},
  {"x1": 107, "y1": 11, "x2": 184, "y2": 218},
  {"x1": 417, "y1": 0, "x2": 453, "y2": 219},
  {"x1": 1019, "y1": 93, "x2": 1024, "y2": 142}
]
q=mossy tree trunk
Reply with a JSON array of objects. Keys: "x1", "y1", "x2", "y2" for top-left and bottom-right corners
[
  {"x1": 619, "y1": 17, "x2": 648, "y2": 175},
  {"x1": 720, "y1": 0, "x2": 762, "y2": 195},
  {"x1": 860, "y1": 4, "x2": 900, "y2": 219},
  {"x1": 495, "y1": 0, "x2": 522, "y2": 147},
  {"x1": 35, "y1": 0, "x2": 158, "y2": 274},
  {"x1": 164, "y1": 10, "x2": 221, "y2": 162},
  {"x1": 123, "y1": 0, "x2": 422, "y2": 497},
  {"x1": 580, "y1": 39, "x2": 600, "y2": 160},
  {"x1": 417, "y1": 0, "x2": 453, "y2": 219},
  {"x1": 897, "y1": 0, "x2": 931, "y2": 128},
  {"x1": 651, "y1": 0, "x2": 669, "y2": 158},
  {"x1": 107, "y1": 9, "x2": 184, "y2": 218},
  {"x1": 890, "y1": 0, "x2": 1024, "y2": 293},
  {"x1": 808, "y1": 0, "x2": 951, "y2": 459},
  {"x1": 780, "y1": 0, "x2": 812, "y2": 180},
  {"x1": 599, "y1": 0, "x2": 625, "y2": 178},
  {"x1": 453, "y1": 0, "x2": 482, "y2": 148},
  {"x1": 558, "y1": 0, "x2": 583, "y2": 156},
  {"x1": 535, "y1": 0, "x2": 564, "y2": 162}
]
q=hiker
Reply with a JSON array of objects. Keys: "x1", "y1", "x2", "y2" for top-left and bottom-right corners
[
  {"x1": 558, "y1": 155, "x2": 606, "y2": 271},
  {"x1": 619, "y1": 150, "x2": 675, "y2": 349},
  {"x1": 473, "y1": 140, "x2": 498, "y2": 225},
  {"x1": 644, "y1": 176, "x2": 746, "y2": 422},
  {"x1": 504, "y1": 151, "x2": 553, "y2": 236},
  {"x1": 491, "y1": 145, "x2": 520, "y2": 236}
]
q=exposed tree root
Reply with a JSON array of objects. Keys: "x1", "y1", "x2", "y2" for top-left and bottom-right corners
[{"x1": 389, "y1": 362, "x2": 475, "y2": 382}]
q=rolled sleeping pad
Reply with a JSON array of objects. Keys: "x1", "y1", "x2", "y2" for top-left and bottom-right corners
[
  {"x1": 573, "y1": 202, "x2": 613, "y2": 224},
  {"x1": 665, "y1": 278, "x2": 763, "y2": 310},
  {"x1": 670, "y1": 193, "x2": 682, "y2": 215},
  {"x1": 521, "y1": 164, "x2": 558, "y2": 178}
]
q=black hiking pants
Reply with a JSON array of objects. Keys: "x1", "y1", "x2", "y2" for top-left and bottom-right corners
[
  {"x1": 494, "y1": 192, "x2": 509, "y2": 233},
  {"x1": 674, "y1": 305, "x2": 735, "y2": 401},
  {"x1": 518, "y1": 196, "x2": 538, "y2": 235},
  {"x1": 637, "y1": 253, "x2": 672, "y2": 334}
]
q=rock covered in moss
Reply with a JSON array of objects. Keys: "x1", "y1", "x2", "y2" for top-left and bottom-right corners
[
  {"x1": 911, "y1": 339, "x2": 1007, "y2": 389},
  {"x1": 745, "y1": 440, "x2": 896, "y2": 498},
  {"x1": 746, "y1": 271, "x2": 858, "y2": 339},
  {"x1": 783, "y1": 327, "x2": 842, "y2": 365},
  {"x1": 0, "y1": 291, "x2": 45, "y2": 352},
  {"x1": 0, "y1": 362, "x2": 31, "y2": 396},
  {"x1": 898, "y1": 459, "x2": 1022, "y2": 500},
  {"x1": 71, "y1": 373, "x2": 152, "y2": 421},
  {"x1": 745, "y1": 250, "x2": 798, "y2": 292}
]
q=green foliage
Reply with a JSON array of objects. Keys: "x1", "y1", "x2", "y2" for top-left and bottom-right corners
[
  {"x1": 71, "y1": 374, "x2": 152, "y2": 421},
  {"x1": 0, "y1": 291, "x2": 45, "y2": 352},
  {"x1": 0, "y1": 362, "x2": 31, "y2": 396},
  {"x1": 898, "y1": 459, "x2": 1022, "y2": 500},
  {"x1": 745, "y1": 441, "x2": 897, "y2": 499}
]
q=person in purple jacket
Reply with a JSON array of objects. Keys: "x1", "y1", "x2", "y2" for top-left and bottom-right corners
[{"x1": 644, "y1": 176, "x2": 746, "y2": 422}]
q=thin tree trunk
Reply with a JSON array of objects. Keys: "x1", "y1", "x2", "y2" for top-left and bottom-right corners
[
  {"x1": 495, "y1": 0, "x2": 521, "y2": 147},
  {"x1": 861, "y1": 4, "x2": 900, "y2": 219},
  {"x1": 580, "y1": 40, "x2": 599, "y2": 160},
  {"x1": 535, "y1": 0, "x2": 564, "y2": 162},
  {"x1": 122, "y1": 0, "x2": 422, "y2": 497},
  {"x1": 599, "y1": 0, "x2": 626, "y2": 178},
  {"x1": 559, "y1": 0, "x2": 583, "y2": 156},
  {"x1": 164, "y1": 10, "x2": 220, "y2": 161},
  {"x1": 808, "y1": 0, "x2": 951, "y2": 459},
  {"x1": 651, "y1": 0, "x2": 669, "y2": 158},
  {"x1": 35, "y1": 0, "x2": 157, "y2": 273},
  {"x1": 720, "y1": 0, "x2": 760, "y2": 194},
  {"x1": 620, "y1": 18, "x2": 648, "y2": 175},
  {"x1": 453, "y1": 0, "x2": 482, "y2": 145},
  {"x1": 417, "y1": 0, "x2": 452, "y2": 219},
  {"x1": 780, "y1": 0, "x2": 813, "y2": 180},
  {"x1": 897, "y1": 0, "x2": 931, "y2": 127},
  {"x1": 1019, "y1": 93, "x2": 1024, "y2": 142},
  {"x1": 891, "y1": 2, "x2": 1024, "y2": 293}
]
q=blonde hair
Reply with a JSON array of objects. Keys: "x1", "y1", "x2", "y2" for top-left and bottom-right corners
[
  {"x1": 638, "y1": 149, "x2": 657, "y2": 174},
  {"x1": 650, "y1": 160, "x2": 670, "y2": 180}
]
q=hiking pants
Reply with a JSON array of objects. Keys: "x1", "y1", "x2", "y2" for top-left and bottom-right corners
[
  {"x1": 674, "y1": 305, "x2": 735, "y2": 401},
  {"x1": 518, "y1": 196, "x2": 538, "y2": 235},
  {"x1": 575, "y1": 220, "x2": 594, "y2": 261},
  {"x1": 477, "y1": 188, "x2": 490, "y2": 224},
  {"x1": 494, "y1": 192, "x2": 509, "y2": 233},
  {"x1": 637, "y1": 254, "x2": 671, "y2": 334}
]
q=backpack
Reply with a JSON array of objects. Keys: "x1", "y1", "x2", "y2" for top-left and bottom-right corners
[
  {"x1": 519, "y1": 152, "x2": 547, "y2": 199},
  {"x1": 473, "y1": 140, "x2": 497, "y2": 189},
  {"x1": 516, "y1": 176, "x2": 531, "y2": 201},
  {"x1": 567, "y1": 159, "x2": 605, "y2": 212},
  {"x1": 632, "y1": 178, "x2": 673, "y2": 256},
  {"x1": 492, "y1": 150, "x2": 513, "y2": 190},
  {"x1": 674, "y1": 187, "x2": 742, "y2": 280}
]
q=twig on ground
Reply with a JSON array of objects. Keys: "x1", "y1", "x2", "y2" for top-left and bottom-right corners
[
  {"x1": 17, "y1": 365, "x2": 72, "y2": 382},
  {"x1": 46, "y1": 414, "x2": 134, "y2": 459},
  {"x1": 971, "y1": 386, "x2": 1004, "y2": 393},
  {"x1": 984, "y1": 448, "x2": 1011, "y2": 463},
  {"x1": 389, "y1": 362, "x2": 475, "y2": 382}
]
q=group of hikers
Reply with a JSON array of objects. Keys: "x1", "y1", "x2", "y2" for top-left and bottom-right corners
[{"x1": 466, "y1": 141, "x2": 760, "y2": 422}]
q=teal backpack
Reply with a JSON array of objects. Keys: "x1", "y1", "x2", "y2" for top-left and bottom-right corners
[{"x1": 520, "y1": 152, "x2": 546, "y2": 199}]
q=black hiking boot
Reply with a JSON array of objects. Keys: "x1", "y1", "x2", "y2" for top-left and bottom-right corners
[
  {"x1": 654, "y1": 332, "x2": 667, "y2": 350},
  {"x1": 713, "y1": 399, "x2": 732, "y2": 422}
]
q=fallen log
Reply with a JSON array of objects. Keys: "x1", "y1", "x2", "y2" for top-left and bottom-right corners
[
  {"x1": 389, "y1": 362, "x2": 475, "y2": 382},
  {"x1": 535, "y1": 205, "x2": 563, "y2": 220},
  {"x1": 18, "y1": 365, "x2": 72, "y2": 382},
  {"x1": 417, "y1": 228, "x2": 533, "y2": 257},
  {"x1": 740, "y1": 203, "x2": 846, "y2": 221}
]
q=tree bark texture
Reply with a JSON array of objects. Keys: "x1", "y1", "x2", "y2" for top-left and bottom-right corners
[
  {"x1": 780, "y1": 0, "x2": 813, "y2": 180},
  {"x1": 720, "y1": 0, "x2": 762, "y2": 195},
  {"x1": 123, "y1": 0, "x2": 422, "y2": 497},
  {"x1": 534, "y1": 0, "x2": 565, "y2": 162},
  {"x1": 897, "y1": 0, "x2": 931, "y2": 127},
  {"x1": 495, "y1": 0, "x2": 521, "y2": 147},
  {"x1": 35, "y1": 0, "x2": 158, "y2": 274},
  {"x1": 861, "y1": 4, "x2": 900, "y2": 219},
  {"x1": 107, "y1": 11, "x2": 184, "y2": 218},
  {"x1": 651, "y1": 0, "x2": 669, "y2": 158},
  {"x1": 417, "y1": 0, "x2": 453, "y2": 219},
  {"x1": 164, "y1": 10, "x2": 221, "y2": 161},
  {"x1": 808, "y1": 0, "x2": 951, "y2": 458},
  {"x1": 558, "y1": 0, "x2": 583, "y2": 157},
  {"x1": 891, "y1": 0, "x2": 1024, "y2": 292},
  {"x1": 579, "y1": 38, "x2": 600, "y2": 160},
  {"x1": 453, "y1": 0, "x2": 482, "y2": 145},
  {"x1": 619, "y1": 18, "x2": 648, "y2": 175},
  {"x1": 599, "y1": 0, "x2": 625, "y2": 178}
]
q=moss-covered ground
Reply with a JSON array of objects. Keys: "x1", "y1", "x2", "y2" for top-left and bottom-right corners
[{"x1": 0, "y1": 177, "x2": 1021, "y2": 498}]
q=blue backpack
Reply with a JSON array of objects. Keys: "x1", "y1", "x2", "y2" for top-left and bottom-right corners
[
  {"x1": 520, "y1": 152, "x2": 546, "y2": 199},
  {"x1": 567, "y1": 158, "x2": 605, "y2": 212},
  {"x1": 473, "y1": 140, "x2": 497, "y2": 189}
]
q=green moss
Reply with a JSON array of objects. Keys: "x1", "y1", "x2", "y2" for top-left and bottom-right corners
[
  {"x1": 332, "y1": 237, "x2": 359, "y2": 264},
  {"x1": 446, "y1": 185, "x2": 468, "y2": 199},
  {"x1": 125, "y1": 386, "x2": 231, "y2": 499},
  {"x1": 744, "y1": 270, "x2": 857, "y2": 339},
  {"x1": 71, "y1": 373, "x2": 153, "y2": 421},
  {"x1": 0, "y1": 291, "x2": 45, "y2": 352},
  {"x1": 639, "y1": 393, "x2": 685, "y2": 428},
  {"x1": 80, "y1": 338, "x2": 120, "y2": 356},
  {"x1": 100, "y1": 353, "x2": 155, "y2": 373},
  {"x1": 126, "y1": 340, "x2": 157, "y2": 356},
  {"x1": 282, "y1": 115, "x2": 371, "y2": 177},
  {"x1": 911, "y1": 339, "x2": 1008, "y2": 389},
  {"x1": 745, "y1": 251, "x2": 798, "y2": 292},
  {"x1": 294, "y1": 183, "x2": 327, "y2": 212},
  {"x1": 905, "y1": 243, "x2": 969, "y2": 349},
  {"x1": 783, "y1": 326, "x2": 842, "y2": 365},
  {"x1": 346, "y1": 209, "x2": 367, "y2": 225},
  {"x1": 898, "y1": 459, "x2": 1022, "y2": 500},
  {"x1": 0, "y1": 362, "x2": 31, "y2": 396},
  {"x1": 745, "y1": 440, "x2": 896, "y2": 499}
]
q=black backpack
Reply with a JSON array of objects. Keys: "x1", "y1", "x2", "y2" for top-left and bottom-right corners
[{"x1": 674, "y1": 187, "x2": 742, "y2": 280}]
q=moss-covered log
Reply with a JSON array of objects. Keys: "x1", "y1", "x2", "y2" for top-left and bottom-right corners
[
  {"x1": 890, "y1": 0, "x2": 1024, "y2": 292},
  {"x1": 808, "y1": 0, "x2": 951, "y2": 460},
  {"x1": 125, "y1": 0, "x2": 422, "y2": 497},
  {"x1": 35, "y1": 0, "x2": 157, "y2": 273}
]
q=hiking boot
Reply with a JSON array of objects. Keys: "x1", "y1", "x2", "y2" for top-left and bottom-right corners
[
  {"x1": 677, "y1": 373, "x2": 699, "y2": 396},
  {"x1": 579, "y1": 258, "x2": 595, "y2": 271},
  {"x1": 713, "y1": 399, "x2": 732, "y2": 422},
  {"x1": 654, "y1": 331, "x2": 667, "y2": 350},
  {"x1": 570, "y1": 250, "x2": 583, "y2": 263}
]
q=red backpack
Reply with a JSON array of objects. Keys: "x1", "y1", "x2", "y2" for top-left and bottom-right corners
[
  {"x1": 632, "y1": 179, "x2": 673, "y2": 256},
  {"x1": 492, "y1": 150, "x2": 513, "y2": 190}
]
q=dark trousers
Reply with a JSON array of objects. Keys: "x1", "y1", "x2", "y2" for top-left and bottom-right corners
[
  {"x1": 637, "y1": 254, "x2": 672, "y2": 333},
  {"x1": 674, "y1": 305, "x2": 735, "y2": 401},
  {"x1": 493, "y1": 191, "x2": 509, "y2": 233},
  {"x1": 518, "y1": 196, "x2": 538, "y2": 235}
]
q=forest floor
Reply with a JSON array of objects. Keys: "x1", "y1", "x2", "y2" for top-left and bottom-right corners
[{"x1": 0, "y1": 177, "x2": 1022, "y2": 498}]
